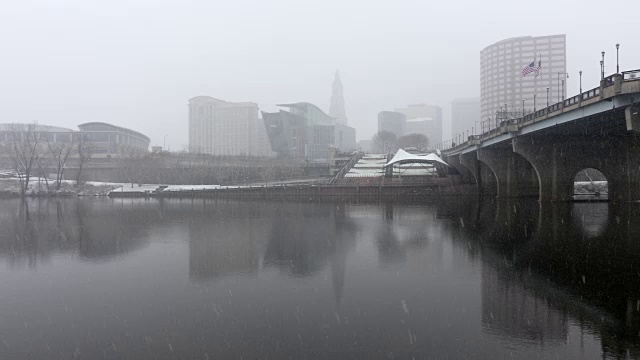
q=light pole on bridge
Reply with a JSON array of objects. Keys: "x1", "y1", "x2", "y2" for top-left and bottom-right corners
[
  {"x1": 522, "y1": 99, "x2": 525, "y2": 117},
  {"x1": 533, "y1": 93, "x2": 536, "y2": 113},
  {"x1": 561, "y1": 80, "x2": 565, "y2": 101},
  {"x1": 557, "y1": 72, "x2": 569, "y2": 102},
  {"x1": 546, "y1": 87, "x2": 549, "y2": 108},
  {"x1": 601, "y1": 51, "x2": 605, "y2": 79},
  {"x1": 616, "y1": 43, "x2": 620, "y2": 74},
  {"x1": 579, "y1": 70, "x2": 582, "y2": 93},
  {"x1": 474, "y1": 120, "x2": 482, "y2": 135}
]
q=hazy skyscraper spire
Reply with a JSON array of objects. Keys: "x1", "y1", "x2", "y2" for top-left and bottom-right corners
[{"x1": 329, "y1": 70, "x2": 348, "y2": 124}]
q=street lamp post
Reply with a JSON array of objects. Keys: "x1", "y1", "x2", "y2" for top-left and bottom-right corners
[
  {"x1": 579, "y1": 70, "x2": 582, "y2": 93},
  {"x1": 600, "y1": 60, "x2": 604, "y2": 80},
  {"x1": 557, "y1": 72, "x2": 569, "y2": 102},
  {"x1": 601, "y1": 51, "x2": 605, "y2": 79},
  {"x1": 557, "y1": 73, "x2": 561, "y2": 102},
  {"x1": 546, "y1": 87, "x2": 549, "y2": 108},
  {"x1": 561, "y1": 80, "x2": 565, "y2": 101},
  {"x1": 522, "y1": 99, "x2": 525, "y2": 117},
  {"x1": 616, "y1": 43, "x2": 620, "y2": 73}
]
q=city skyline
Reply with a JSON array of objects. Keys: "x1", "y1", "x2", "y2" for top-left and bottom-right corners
[{"x1": 1, "y1": 0, "x2": 638, "y2": 150}]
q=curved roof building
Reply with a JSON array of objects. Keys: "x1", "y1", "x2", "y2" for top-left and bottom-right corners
[
  {"x1": 78, "y1": 122, "x2": 150, "y2": 155},
  {"x1": 0, "y1": 122, "x2": 150, "y2": 156}
]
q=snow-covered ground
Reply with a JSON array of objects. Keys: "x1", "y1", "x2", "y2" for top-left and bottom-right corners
[
  {"x1": 163, "y1": 185, "x2": 222, "y2": 192},
  {"x1": 107, "y1": 185, "x2": 161, "y2": 193},
  {"x1": 574, "y1": 181, "x2": 608, "y2": 194}
]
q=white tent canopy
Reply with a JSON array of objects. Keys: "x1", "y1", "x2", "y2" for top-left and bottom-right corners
[{"x1": 383, "y1": 149, "x2": 451, "y2": 168}]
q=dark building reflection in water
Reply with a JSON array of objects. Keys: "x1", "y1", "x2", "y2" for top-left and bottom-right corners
[
  {"x1": 186, "y1": 201, "x2": 357, "y2": 304},
  {"x1": 377, "y1": 202, "x2": 437, "y2": 267},
  {"x1": 481, "y1": 258, "x2": 568, "y2": 344},
  {"x1": 187, "y1": 204, "x2": 262, "y2": 280},
  {"x1": 2, "y1": 197, "x2": 640, "y2": 358},
  {"x1": 443, "y1": 196, "x2": 640, "y2": 358},
  {"x1": 0, "y1": 198, "x2": 151, "y2": 267}
]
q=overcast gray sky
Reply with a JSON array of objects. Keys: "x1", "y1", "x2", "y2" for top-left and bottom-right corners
[{"x1": 1, "y1": 0, "x2": 638, "y2": 149}]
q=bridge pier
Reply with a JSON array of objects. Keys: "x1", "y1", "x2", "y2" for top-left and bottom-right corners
[
  {"x1": 459, "y1": 152, "x2": 483, "y2": 195},
  {"x1": 445, "y1": 155, "x2": 474, "y2": 184},
  {"x1": 476, "y1": 147, "x2": 539, "y2": 198},
  {"x1": 513, "y1": 135, "x2": 640, "y2": 201}
]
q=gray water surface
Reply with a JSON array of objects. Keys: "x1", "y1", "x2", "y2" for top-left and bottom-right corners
[{"x1": 0, "y1": 198, "x2": 638, "y2": 359}]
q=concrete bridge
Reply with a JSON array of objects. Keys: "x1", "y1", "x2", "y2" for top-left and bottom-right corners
[{"x1": 442, "y1": 70, "x2": 640, "y2": 201}]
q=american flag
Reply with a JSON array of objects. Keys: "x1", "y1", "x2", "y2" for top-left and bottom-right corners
[{"x1": 522, "y1": 61, "x2": 536, "y2": 77}]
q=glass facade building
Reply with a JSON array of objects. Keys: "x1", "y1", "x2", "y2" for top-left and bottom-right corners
[{"x1": 262, "y1": 102, "x2": 356, "y2": 162}]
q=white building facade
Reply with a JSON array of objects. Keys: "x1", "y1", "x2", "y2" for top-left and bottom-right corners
[
  {"x1": 480, "y1": 35, "x2": 566, "y2": 130},
  {"x1": 188, "y1": 96, "x2": 274, "y2": 157}
]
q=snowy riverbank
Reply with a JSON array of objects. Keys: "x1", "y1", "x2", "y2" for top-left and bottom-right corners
[{"x1": 0, "y1": 179, "x2": 120, "y2": 198}]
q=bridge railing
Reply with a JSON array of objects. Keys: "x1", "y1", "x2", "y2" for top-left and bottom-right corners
[
  {"x1": 582, "y1": 87, "x2": 599, "y2": 100},
  {"x1": 603, "y1": 74, "x2": 616, "y2": 88},
  {"x1": 622, "y1": 69, "x2": 640, "y2": 81},
  {"x1": 564, "y1": 94, "x2": 580, "y2": 107},
  {"x1": 440, "y1": 69, "x2": 640, "y2": 153}
]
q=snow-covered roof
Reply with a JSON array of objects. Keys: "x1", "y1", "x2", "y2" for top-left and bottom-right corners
[{"x1": 383, "y1": 149, "x2": 450, "y2": 168}]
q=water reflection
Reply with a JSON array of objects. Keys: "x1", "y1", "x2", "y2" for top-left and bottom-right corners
[
  {"x1": 445, "y1": 197, "x2": 640, "y2": 358},
  {"x1": 0, "y1": 199, "x2": 150, "y2": 267},
  {"x1": 0, "y1": 197, "x2": 639, "y2": 359}
]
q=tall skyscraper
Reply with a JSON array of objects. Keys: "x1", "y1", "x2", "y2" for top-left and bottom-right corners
[
  {"x1": 481, "y1": 35, "x2": 566, "y2": 128},
  {"x1": 394, "y1": 104, "x2": 442, "y2": 147},
  {"x1": 188, "y1": 96, "x2": 273, "y2": 156},
  {"x1": 329, "y1": 70, "x2": 348, "y2": 125},
  {"x1": 451, "y1": 98, "x2": 480, "y2": 136}
]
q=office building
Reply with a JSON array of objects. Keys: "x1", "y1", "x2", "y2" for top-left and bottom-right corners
[
  {"x1": 377, "y1": 111, "x2": 406, "y2": 138},
  {"x1": 0, "y1": 122, "x2": 150, "y2": 157},
  {"x1": 480, "y1": 34, "x2": 567, "y2": 127},
  {"x1": 188, "y1": 96, "x2": 273, "y2": 157},
  {"x1": 262, "y1": 102, "x2": 356, "y2": 162},
  {"x1": 451, "y1": 98, "x2": 481, "y2": 136},
  {"x1": 394, "y1": 104, "x2": 442, "y2": 147}
]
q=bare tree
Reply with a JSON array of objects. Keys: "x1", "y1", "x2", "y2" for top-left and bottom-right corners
[
  {"x1": 372, "y1": 131, "x2": 398, "y2": 154},
  {"x1": 397, "y1": 133, "x2": 429, "y2": 151},
  {"x1": 34, "y1": 147, "x2": 52, "y2": 192},
  {"x1": 75, "y1": 134, "x2": 93, "y2": 185},
  {"x1": 46, "y1": 133, "x2": 76, "y2": 190},
  {"x1": 120, "y1": 151, "x2": 145, "y2": 187},
  {"x1": 6, "y1": 122, "x2": 45, "y2": 196}
]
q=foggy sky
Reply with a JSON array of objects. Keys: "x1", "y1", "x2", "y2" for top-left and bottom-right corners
[{"x1": 1, "y1": 0, "x2": 638, "y2": 149}]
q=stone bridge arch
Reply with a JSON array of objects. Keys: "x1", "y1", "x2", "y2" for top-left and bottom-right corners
[
  {"x1": 513, "y1": 135, "x2": 640, "y2": 201},
  {"x1": 474, "y1": 145, "x2": 539, "y2": 198}
]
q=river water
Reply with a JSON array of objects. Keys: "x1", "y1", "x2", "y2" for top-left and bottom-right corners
[{"x1": 0, "y1": 197, "x2": 639, "y2": 359}]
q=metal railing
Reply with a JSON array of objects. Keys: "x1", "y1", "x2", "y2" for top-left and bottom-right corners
[
  {"x1": 328, "y1": 152, "x2": 364, "y2": 185},
  {"x1": 441, "y1": 69, "x2": 640, "y2": 153},
  {"x1": 623, "y1": 69, "x2": 640, "y2": 81},
  {"x1": 603, "y1": 74, "x2": 616, "y2": 88}
]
